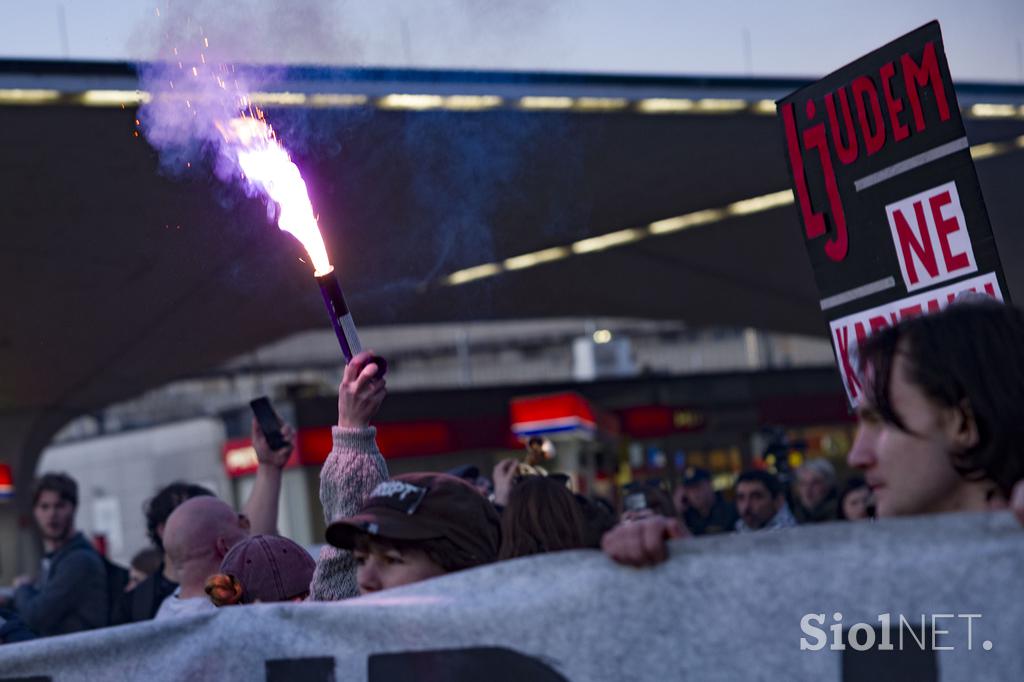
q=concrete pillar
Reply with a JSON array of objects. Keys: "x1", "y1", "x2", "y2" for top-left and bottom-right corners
[{"x1": 0, "y1": 413, "x2": 70, "y2": 584}]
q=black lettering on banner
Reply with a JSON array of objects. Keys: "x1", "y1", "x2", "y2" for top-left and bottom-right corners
[
  {"x1": 842, "y1": 627, "x2": 938, "y2": 682},
  {"x1": 266, "y1": 657, "x2": 336, "y2": 682},
  {"x1": 368, "y1": 647, "x2": 569, "y2": 682}
]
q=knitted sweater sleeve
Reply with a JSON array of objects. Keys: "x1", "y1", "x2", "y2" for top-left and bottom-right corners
[{"x1": 308, "y1": 425, "x2": 389, "y2": 601}]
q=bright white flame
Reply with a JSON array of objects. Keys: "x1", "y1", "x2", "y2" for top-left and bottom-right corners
[{"x1": 219, "y1": 117, "x2": 332, "y2": 275}]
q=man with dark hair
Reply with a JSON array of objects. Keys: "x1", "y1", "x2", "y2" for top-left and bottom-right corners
[
  {"x1": 734, "y1": 470, "x2": 797, "y2": 532},
  {"x1": 145, "y1": 482, "x2": 216, "y2": 551},
  {"x1": 681, "y1": 469, "x2": 738, "y2": 536},
  {"x1": 326, "y1": 472, "x2": 500, "y2": 595},
  {"x1": 111, "y1": 481, "x2": 215, "y2": 624},
  {"x1": 5, "y1": 472, "x2": 108, "y2": 636}
]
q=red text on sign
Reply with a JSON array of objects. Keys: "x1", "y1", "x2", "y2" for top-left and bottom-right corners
[{"x1": 782, "y1": 41, "x2": 951, "y2": 263}]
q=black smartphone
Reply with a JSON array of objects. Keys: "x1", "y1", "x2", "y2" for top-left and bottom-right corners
[{"x1": 249, "y1": 396, "x2": 290, "y2": 450}]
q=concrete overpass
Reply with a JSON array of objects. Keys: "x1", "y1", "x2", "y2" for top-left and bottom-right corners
[{"x1": 2, "y1": 59, "x2": 1024, "y2": 577}]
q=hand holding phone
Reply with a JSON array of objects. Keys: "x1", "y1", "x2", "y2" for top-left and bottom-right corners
[{"x1": 250, "y1": 396, "x2": 290, "y2": 450}]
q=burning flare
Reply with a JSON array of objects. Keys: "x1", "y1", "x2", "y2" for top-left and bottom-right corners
[
  {"x1": 217, "y1": 117, "x2": 332, "y2": 276},
  {"x1": 214, "y1": 112, "x2": 379, "y2": 370}
]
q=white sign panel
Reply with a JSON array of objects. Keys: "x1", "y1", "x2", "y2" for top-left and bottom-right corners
[
  {"x1": 885, "y1": 180, "x2": 977, "y2": 292},
  {"x1": 830, "y1": 271, "x2": 1002, "y2": 402}
]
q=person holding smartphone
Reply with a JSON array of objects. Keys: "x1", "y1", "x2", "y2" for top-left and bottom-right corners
[{"x1": 113, "y1": 410, "x2": 295, "y2": 624}]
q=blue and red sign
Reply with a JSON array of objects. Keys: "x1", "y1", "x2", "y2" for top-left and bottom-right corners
[{"x1": 0, "y1": 463, "x2": 14, "y2": 500}]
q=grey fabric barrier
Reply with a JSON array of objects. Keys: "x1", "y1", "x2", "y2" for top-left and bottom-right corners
[{"x1": 1, "y1": 512, "x2": 1020, "y2": 681}]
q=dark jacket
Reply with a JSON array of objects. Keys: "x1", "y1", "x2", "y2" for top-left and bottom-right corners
[
  {"x1": 13, "y1": 532, "x2": 108, "y2": 636},
  {"x1": 0, "y1": 608, "x2": 36, "y2": 644},
  {"x1": 684, "y1": 494, "x2": 739, "y2": 536},
  {"x1": 111, "y1": 563, "x2": 178, "y2": 624},
  {"x1": 793, "y1": 492, "x2": 839, "y2": 524}
]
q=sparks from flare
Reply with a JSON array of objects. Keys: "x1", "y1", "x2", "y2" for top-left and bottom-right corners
[
  {"x1": 216, "y1": 114, "x2": 333, "y2": 276},
  {"x1": 157, "y1": 29, "x2": 333, "y2": 277}
]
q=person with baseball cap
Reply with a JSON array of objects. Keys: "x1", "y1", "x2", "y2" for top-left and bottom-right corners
[
  {"x1": 680, "y1": 468, "x2": 738, "y2": 536},
  {"x1": 325, "y1": 473, "x2": 501, "y2": 595},
  {"x1": 205, "y1": 535, "x2": 316, "y2": 605}
]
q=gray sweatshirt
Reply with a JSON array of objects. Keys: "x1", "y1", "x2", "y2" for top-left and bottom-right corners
[{"x1": 309, "y1": 425, "x2": 389, "y2": 601}]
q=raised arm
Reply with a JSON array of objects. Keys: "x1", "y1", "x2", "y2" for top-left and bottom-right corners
[
  {"x1": 241, "y1": 417, "x2": 296, "y2": 536},
  {"x1": 309, "y1": 352, "x2": 389, "y2": 601}
]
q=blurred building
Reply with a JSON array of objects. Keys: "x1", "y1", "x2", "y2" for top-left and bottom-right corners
[{"x1": 36, "y1": 318, "x2": 847, "y2": 565}]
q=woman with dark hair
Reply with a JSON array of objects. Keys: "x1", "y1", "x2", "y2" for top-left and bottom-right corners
[
  {"x1": 849, "y1": 299, "x2": 1024, "y2": 517},
  {"x1": 499, "y1": 476, "x2": 587, "y2": 560},
  {"x1": 837, "y1": 477, "x2": 872, "y2": 521}
]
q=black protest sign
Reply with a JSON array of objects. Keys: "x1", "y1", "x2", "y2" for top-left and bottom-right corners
[{"x1": 777, "y1": 21, "x2": 1008, "y2": 403}]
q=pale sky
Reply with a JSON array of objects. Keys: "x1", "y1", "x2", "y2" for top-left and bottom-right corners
[{"x1": 1, "y1": 0, "x2": 1022, "y2": 82}]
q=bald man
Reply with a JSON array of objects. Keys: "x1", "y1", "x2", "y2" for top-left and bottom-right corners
[{"x1": 155, "y1": 497, "x2": 250, "y2": 620}]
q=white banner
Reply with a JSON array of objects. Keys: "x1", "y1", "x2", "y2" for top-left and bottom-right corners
[{"x1": 1, "y1": 512, "x2": 1021, "y2": 681}]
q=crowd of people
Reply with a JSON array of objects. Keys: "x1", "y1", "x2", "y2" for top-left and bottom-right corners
[{"x1": 2, "y1": 299, "x2": 1024, "y2": 645}]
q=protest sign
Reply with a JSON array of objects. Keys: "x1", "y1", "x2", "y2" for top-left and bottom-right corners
[{"x1": 777, "y1": 21, "x2": 1009, "y2": 403}]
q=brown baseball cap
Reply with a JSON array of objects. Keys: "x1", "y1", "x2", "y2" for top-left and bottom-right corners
[
  {"x1": 325, "y1": 472, "x2": 500, "y2": 565},
  {"x1": 218, "y1": 534, "x2": 316, "y2": 603}
]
